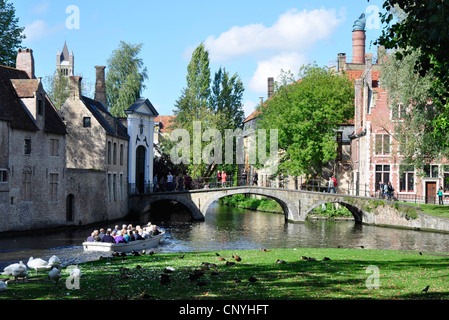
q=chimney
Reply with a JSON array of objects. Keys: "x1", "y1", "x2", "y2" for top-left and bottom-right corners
[
  {"x1": 337, "y1": 53, "x2": 346, "y2": 72},
  {"x1": 267, "y1": 77, "x2": 274, "y2": 99},
  {"x1": 94, "y1": 66, "x2": 107, "y2": 107},
  {"x1": 69, "y1": 76, "x2": 82, "y2": 100},
  {"x1": 16, "y1": 48, "x2": 35, "y2": 79},
  {"x1": 352, "y1": 30, "x2": 366, "y2": 64}
]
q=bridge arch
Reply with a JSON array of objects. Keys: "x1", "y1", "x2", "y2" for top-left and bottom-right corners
[
  {"x1": 303, "y1": 200, "x2": 365, "y2": 223},
  {"x1": 200, "y1": 188, "x2": 300, "y2": 222}
]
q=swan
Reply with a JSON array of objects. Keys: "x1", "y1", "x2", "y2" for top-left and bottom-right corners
[
  {"x1": 48, "y1": 267, "x2": 61, "y2": 283},
  {"x1": 0, "y1": 281, "x2": 8, "y2": 291},
  {"x1": 2, "y1": 261, "x2": 23, "y2": 276},
  {"x1": 27, "y1": 257, "x2": 50, "y2": 274},
  {"x1": 48, "y1": 255, "x2": 61, "y2": 268},
  {"x1": 12, "y1": 262, "x2": 28, "y2": 282}
]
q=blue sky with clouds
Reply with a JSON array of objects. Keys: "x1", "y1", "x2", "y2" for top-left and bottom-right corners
[{"x1": 13, "y1": 0, "x2": 385, "y2": 118}]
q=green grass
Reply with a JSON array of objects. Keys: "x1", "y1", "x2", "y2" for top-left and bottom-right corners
[
  {"x1": 405, "y1": 202, "x2": 449, "y2": 218},
  {"x1": 220, "y1": 194, "x2": 283, "y2": 213},
  {"x1": 1, "y1": 248, "x2": 449, "y2": 300}
]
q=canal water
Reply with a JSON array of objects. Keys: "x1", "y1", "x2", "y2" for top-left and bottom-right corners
[{"x1": 1, "y1": 202, "x2": 449, "y2": 270}]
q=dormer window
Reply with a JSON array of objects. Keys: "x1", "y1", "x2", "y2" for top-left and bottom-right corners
[{"x1": 37, "y1": 93, "x2": 44, "y2": 116}]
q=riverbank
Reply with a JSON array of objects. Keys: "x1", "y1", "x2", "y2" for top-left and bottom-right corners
[
  {"x1": 1, "y1": 247, "x2": 448, "y2": 300},
  {"x1": 219, "y1": 194, "x2": 283, "y2": 213}
]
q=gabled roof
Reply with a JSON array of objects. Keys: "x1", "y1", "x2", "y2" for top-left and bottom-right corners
[
  {"x1": 154, "y1": 115, "x2": 176, "y2": 133},
  {"x1": 126, "y1": 98, "x2": 159, "y2": 117},
  {"x1": 81, "y1": 96, "x2": 129, "y2": 140},
  {"x1": 11, "y1": 79, "x2": 41, "y2": 98}
]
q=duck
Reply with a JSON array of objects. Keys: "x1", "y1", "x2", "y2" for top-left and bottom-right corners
[
  {"x1": 2, "y1": 261, "x2": 24, "y2": 276},
  {"x1": 48, "y1": 267, "x2": 61, "y2": 283},
  {"x1": 0, "y1": 280, "x2": 8, "y2": 291},
  {"x1": 276, "y1": 259, "x2": 286, "y2": 264},
  {"x1": 233, "y1": 254, "x2": 242, "y2": 262},
  {"x1": 48, "y1": 255, "x2": 61, "y2": 268},
  {"x1": 27, "y1": 257, "x2": 50, "y2": 274},
  {"x1": 12, "y1": 262, "x2": 28, "y2": 282}
]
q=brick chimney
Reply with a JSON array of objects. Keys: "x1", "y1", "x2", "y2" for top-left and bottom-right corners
[
  {"x1": 16, "y1": 48, "x2": 35, "y2": 79},
  {"x1": 69, "y1": 76, "x2": 82, "y2": 100},
  {"x1": 267, "y1": 77, "x2": 274, "y2": 99},
  {"x1": 94, "y1": 66, "x2": 107, "y2": 108},
  {"x1": 352, "y1": 30, "x2": 366, "y2": 64}
]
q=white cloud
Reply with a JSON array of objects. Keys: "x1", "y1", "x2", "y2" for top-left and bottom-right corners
[
  {"x1": 248, "y1": 52, "x2": 307, "y2": 93},
  {"x1": 205, "y1": 8, "x2": 345, "y2": 62},
  {"x1": 24, "y1": 20, "x2": 63, "y2": 42}
]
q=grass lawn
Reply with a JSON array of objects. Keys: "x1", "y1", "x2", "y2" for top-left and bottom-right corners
[
  {"x1": 405, "y1": 202, "x2": 449, "y2": 219},
  {"x1": 1, "y1": 248, "x2": 448, "y2": 300}
]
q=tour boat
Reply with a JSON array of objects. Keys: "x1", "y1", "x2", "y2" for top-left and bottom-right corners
[{"x1": 82, "y1": 231, "x2": 165, "y2": 253}]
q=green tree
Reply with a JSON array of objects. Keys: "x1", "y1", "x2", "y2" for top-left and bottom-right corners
[
  {"x1": 171, "y1": 43, "x2": 245, "y2": 178},
  {"x1": 0, "y1": 0, "x2": 25, "y2": 67},
  {"x1": 376, "y1": 0, "x2": 449, "y2": 147},
  {"x1": 106, "y1": 41, "x2": 148, "y2": 117},
  {"x1": 45, "y1": 72, "x2": 69, "y2": 110},
  {"x1": 256, "y1": 64, "x2": 354, "y2": 177}
]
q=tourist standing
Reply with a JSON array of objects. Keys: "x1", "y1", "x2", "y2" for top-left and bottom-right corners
[
  {"x1": 241, "y1": 170, "x2": 247, "y2": 186},
  {"x1": 327, "y1": 176, "x2": 335, "y2": 193},
  {"x1": 221, "y1": 171, "x2": 227, "y2": 188},
  {"x1": 438, "y1": 186, "x2": 444, "y2": 205},
  {"x1": 167, "y1": 172, "x2": 173, "y2": 191},
  {"x1": 252, "y1": 170, "x2": 258, "y2": 186},
  {"x1": 153, "y1": 174, "x2": 158, "y2": 193},
  {"x1": 184, "y1": 172, "x2": 192, "y2": 190},
  {"x1": 379, "y1": 181, "x2": 384, "y2": 198}
]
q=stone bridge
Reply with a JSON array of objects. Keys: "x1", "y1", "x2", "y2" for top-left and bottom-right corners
[{"x1": 128, "y1": 186, "x2": 445, "y2": 231}]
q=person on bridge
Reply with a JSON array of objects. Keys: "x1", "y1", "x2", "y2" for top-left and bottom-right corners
[
  {"x1": 184, "y1": 172, "x2": 192, "y2": 190},
  {"x1": 327, "y1": 176, "x2": 335, "y2": 193},
  {"x1": 252, "y1": 170, "x2": 258, "y2": 186},
  {"x1": 241, "y1": 170, "x2": 247, "y2": 186},
  {"x1": 153, "y1": 174, "x2": 158, "y2": 193},
  {"x1": 221, "y1": 171, "x2": 227, "y2": 188}
]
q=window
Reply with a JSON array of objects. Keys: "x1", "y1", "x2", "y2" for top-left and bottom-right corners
[
  {"x1": 424, "y1": 165, "x2": 439, "y2": 178},
  {"x1": 49, "y1": 173, "x2": 58, "y2": 201},
  {"x1": 113, "y1": 174, "x2": 117, "y2": 202},
  {"x1": 108, "y1": 174, "x2": 112, "y2": 202},
  {"x1": 0, "y1": 170, "x2": 8, "y2": 183},
  {"x1": 50, "y1": 139, "x2": 59, "y2": 156},
  {"x1": 37, "y1": 96, "x2": 44, "y2": 116},
  {"x1": 22, "y1": 169, "x2": 32, "y2": 202},
  {"x1": 375, "y1": 165, "x2": 390, "y2": 188},
  {"x1": 375, "y1": 134, "x2": 390, "y2": 155},
  {"x1": 107, "y1": 141, "x2": 111, "y2": 165},
  {"x1": 83, "y1": 117, "x2": 91, "y2": 128},
  {"x1": 120, "y1": 174, "x2": 124, "y2": 200},
  {"x1": 120, "y1": 144, "x2": 124, "y2": 166},
  {"x1": 113, "y1": 143, "x2": 117, "y2": 165},
  {"x1": 400, "y1": 166, "x2": 414, "y2": 192},
  {"x1": 24, "y1": 138, "x2": 31, "y2": 155}
]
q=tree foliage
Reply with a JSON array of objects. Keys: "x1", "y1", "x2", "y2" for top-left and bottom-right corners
[
  {"x1": 0, "y1": 0, "x2": 25, "y2": 67},
  {"x1": 106, "y1": 41, "x2": 148, "y2": 117},
  {"x1": 376, "y1": 0, "x2": 449, "y2": 147},
  {"x1": 256, "y1": 64, "x2": 354, "y2": 177},
  {"x1": 170, "y1": 43, "x2": 245, "y2": 178}
]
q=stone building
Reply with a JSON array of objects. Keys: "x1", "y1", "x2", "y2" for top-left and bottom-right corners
[
  {"x1": 59, "y1": 67, "x2": 130, "y2": 224},
  {"x1": 0, "y1": 49, "x2": 68, "y2": 232},
  {"x1": 56, "y1": 41, "x2": 74, "y2": 77}
]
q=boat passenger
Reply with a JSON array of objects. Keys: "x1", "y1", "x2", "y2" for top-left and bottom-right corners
[
  {"x1": 115, "y1": 231, "x2": 127, "y2": 244},
  {"x1": 101, "y1": 230, "x2": 115, "y2": 243},
  {"x1": 133, "y1": 230, "x2": 144, "y2": 241},
  {"x1": 86, "y1": 232, "x2": 96, "y2": 242},
  {"x1": 98, "y1": 228, "x2": 106, "y2": 240}
]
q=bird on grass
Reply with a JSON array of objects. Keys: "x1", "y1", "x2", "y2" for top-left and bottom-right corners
[
  {"x1": 12, "y1": 262, "x2": 28, "y2": 282},
  {"x1": 276, "y1": 259, "x2": 286, "y2": 264},
  {"x1": 323, "y1": 257, "x2": 331, "y2": 261},
  {"x1": 27, "y1": 257, "x2": 50, "y2": 274},
  {"x1": 164, "y1": 267, "x2": 175, "y2": 274},
  {"x1": 48, "y1": 255, "x2": 61, "y2": 268},
  {"x1": 233, "y1": 254, "x2": 242, "y2": 262},
  {"x1": 179, "y1": 254, "x2": 185, "y2": 259},
  {"x1": 217, "y1": 256, "x2": 226, "y2": 261},
  {"x1": 422, "y1": 285, "x2": 430, "y2": 293},
  {"x1": 260, "y1": 248, "x2": 270, "y2": 252},
  {"x1": 226, "y1": 261, "x2": 235, "y2": 266},
  {"x1": 215, "y1": 252, "x2": 221, "y2": 257},
  {"x1": 49, "y1": 267, "x2": 62, "y2": 284},
  {"x1": 307, "y1": 257, "x2": 316, "y2": 262},
  {"x1": 2, "y1": 261, "x2": 26, "y2": 276},
  {"x1": 248, "y1": 276, "x2": 258, "y2": 283}
]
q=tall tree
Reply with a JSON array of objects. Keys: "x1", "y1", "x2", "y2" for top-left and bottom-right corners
[
  {"x1": 0, "y1": 0, "x2": 25, "y2": 67},
  {"x1": 210, "y1": 67, "x2": 245, "y2": 129},
  {"x1": 256, "y1": 64, "x2": 354, "y2": 177},
  {"x1": 376, "y1": 0, "x2": 449, "y2": 147},
  {"x1": 106, "y1": 41, "x2": 148, "y2": 117}
]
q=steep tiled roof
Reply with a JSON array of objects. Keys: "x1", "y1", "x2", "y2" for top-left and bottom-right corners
[
  {"x1": 11, "y1": 79, "x2": 40, "y2": 98},
  {"x1": 0, "y1": 66, "x2": 39, "y2": 132},
  {"x1": 81, "y1": 96, "x2": 129, "y2": 140}
]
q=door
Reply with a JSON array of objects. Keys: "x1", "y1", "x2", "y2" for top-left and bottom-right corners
[
  {"x1": 136, "y1": 146, "x2": 146, "y2": 193},
  {"x1": 66, "y1": 194, "x2": 74, "y2": 221},
  {"x1": 426, "y1": 182, "x2": 437, "y2": 204}
]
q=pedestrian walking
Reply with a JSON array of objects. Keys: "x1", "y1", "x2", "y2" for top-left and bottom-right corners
[
  {"x1": 327, "y1": 176, "x2": 335, "y2": 193},
  {"x1": 252, "y1": 170, "x2": 258, "y2": 186}
]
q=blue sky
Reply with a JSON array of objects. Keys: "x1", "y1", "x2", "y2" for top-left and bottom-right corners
[{"x1": 13, "y1": 0, "x2": 385, "y2": 118}]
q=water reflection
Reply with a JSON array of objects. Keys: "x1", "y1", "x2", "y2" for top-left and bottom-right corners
[{"x1": 0, "y1": 202, "x2": 448, "y2": 270}]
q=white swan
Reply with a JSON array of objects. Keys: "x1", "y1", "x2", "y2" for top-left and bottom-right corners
[
  {"x1": 48, "y1": 267, "x2": 61, "y2": 283},
  {"x1": 48, "y1": 255, "x2": 61, "y2": 268},
  {"x1": 2, "y1": 261, "x2": 23, "y2": 276},
  {"x1": 27, "y1": 257, "x2": 50, "y2": 274},
  {"x1": 0, "y1": 281, "x2": 8, "y2": 292},
  {"x1": 12, "y1": 262, "x2": 28, "y2": 281}
]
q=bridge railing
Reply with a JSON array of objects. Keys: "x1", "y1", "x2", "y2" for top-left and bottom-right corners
[{"x1": 130, "y1": 175, "x2": 445, "y2": 205}]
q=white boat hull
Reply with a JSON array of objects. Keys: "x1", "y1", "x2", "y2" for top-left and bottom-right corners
[{"x1": 82, "y1": 232, "x2": 164, "y2": 253}]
